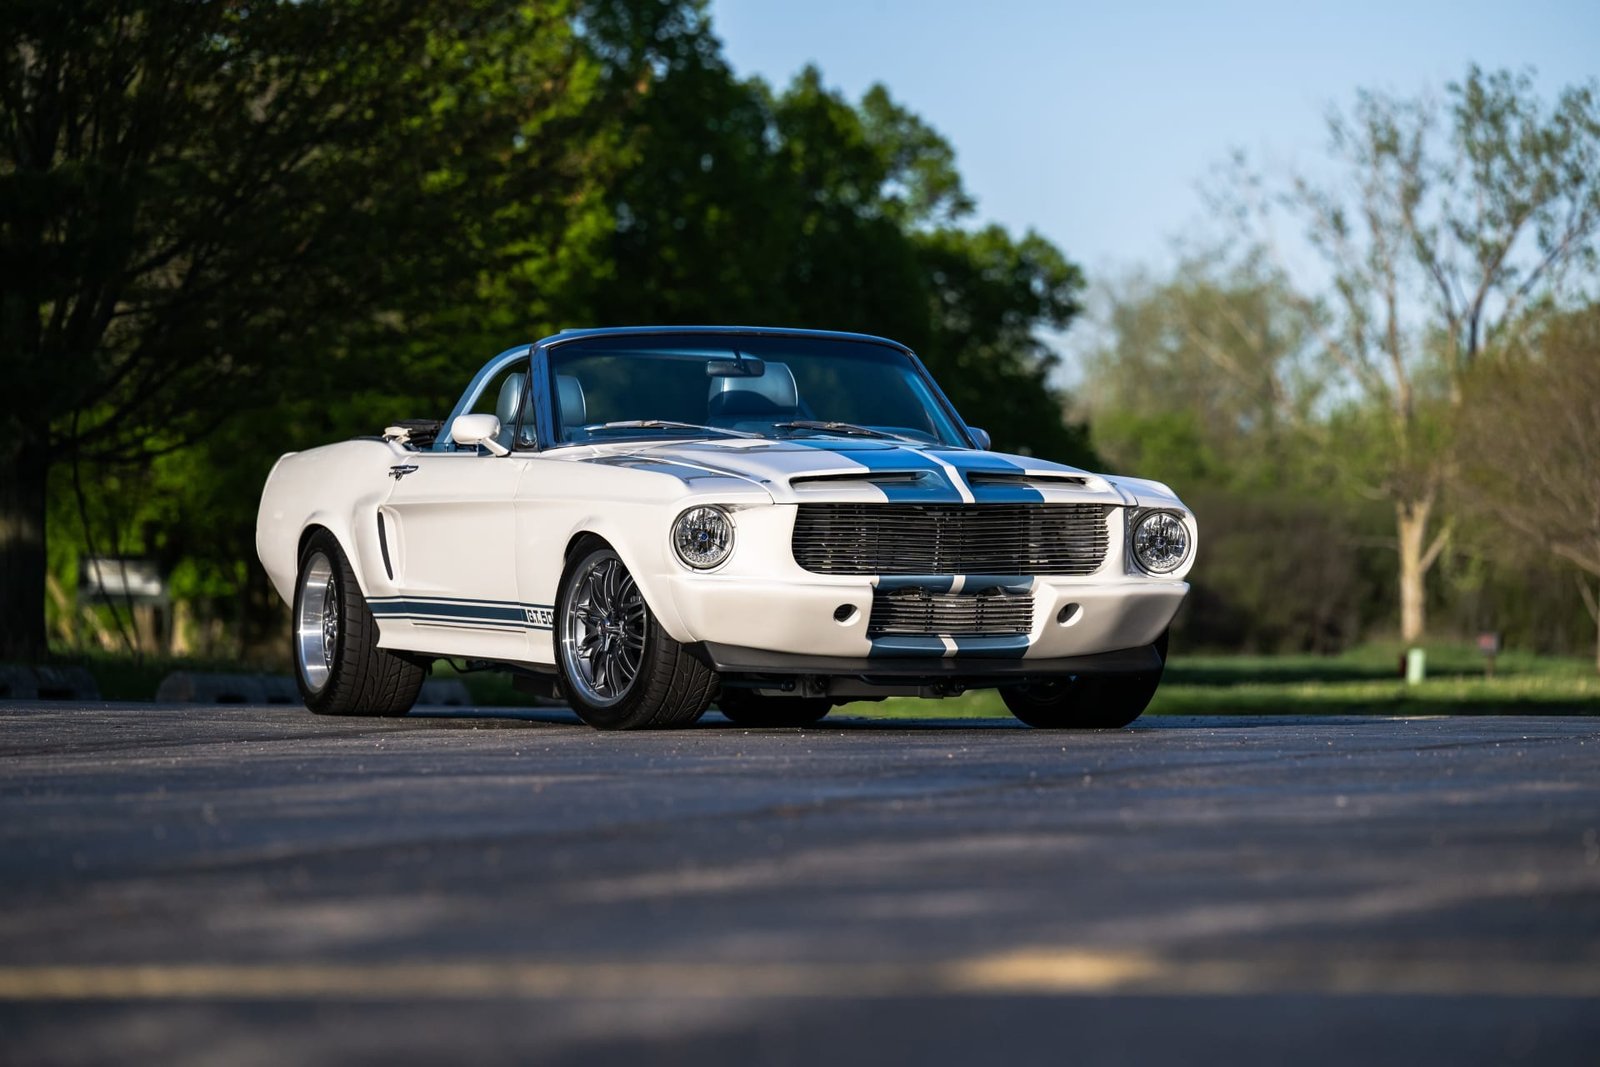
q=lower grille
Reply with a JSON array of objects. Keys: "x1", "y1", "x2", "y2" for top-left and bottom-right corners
[{"x1": 868, "y1": 589, "x2": 1034, "y2": 637}]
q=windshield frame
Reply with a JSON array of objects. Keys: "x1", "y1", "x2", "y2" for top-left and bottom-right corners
[{"x1": 536, "y1": 327, "x2": 978, "y2": 451}]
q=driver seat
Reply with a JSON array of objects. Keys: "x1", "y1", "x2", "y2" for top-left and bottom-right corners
[
  {"x1": 556, "y1": 374, "x2": 587, "y2": 441},
  {"x1": 707, "y1": 361, "x2": 798, "y2": 430},
  {"x1": 494, "y1": 372, "x2": 525, "y2": 450}
]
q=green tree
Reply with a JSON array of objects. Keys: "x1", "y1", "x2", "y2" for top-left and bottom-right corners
[
  {"x1": 912, "y1": 225, "x2": 1088, "y2": 459},
  {"x1": 577, "y1": 56, "x2": 1090, "y2": 459},
  {"x1": 0, "y1": 0, "x2": 612, "y2": 660},
  {"x1": 1275, "y1": 67, "x2": 1600, "y2": 641},
  {"x1": 1078, "y1": 257, "x2": 1372, "y2": 652},
  {"x1": 13, "y1": 0, "x2": 1096, "y2": 661},
  {"x1": 1456, "y1": 306, "x2": 1600, "y2": 671},
  {"x1": 1080, "y1": 254, "x2": 1322, "y2": 489}
]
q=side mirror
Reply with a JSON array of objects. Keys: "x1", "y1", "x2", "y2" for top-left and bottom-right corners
[
  {"x1": 450, "y1": 413, "x2": 508, "y2": 456},
  {"x1": 968, "y1": 427, "x2": 992, "y2": 451}
]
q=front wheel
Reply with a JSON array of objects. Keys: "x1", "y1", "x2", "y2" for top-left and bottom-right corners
[
  {"x1": 717, "y1": 689, "x2": 831, "y2": 727},
  {"x1": 1001, "y1": 631, "x2": 1168, "y2": 730},
  {"x1": 293, "y1": 530, "x2": 424, "y2": 716},
  {"x1": 555, "y1": 546, "x2": 715, "y2": 730}
]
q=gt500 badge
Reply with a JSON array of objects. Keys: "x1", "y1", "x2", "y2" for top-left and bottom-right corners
[{"x1": 523, "y1": 607, "x2": 554, "y2": 628}]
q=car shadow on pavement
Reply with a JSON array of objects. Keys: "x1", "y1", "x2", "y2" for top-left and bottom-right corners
[
  {"x1": 404, "y1": 707, "x2": 1342, "y2": 731},
  {"x1": 408, "y1": 706, "x2": 1024, "y2": 730}
]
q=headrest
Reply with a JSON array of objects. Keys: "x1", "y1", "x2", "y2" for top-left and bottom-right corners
[
  {"x1": 557, "y1": 374, "x2": 587, "y2": 433},
  {"x1": 496, "y1": 373, "x2": 526, "y2": 430},
  {"x1": 707, "y1": 361, "x2": 798, "y2": 419}
]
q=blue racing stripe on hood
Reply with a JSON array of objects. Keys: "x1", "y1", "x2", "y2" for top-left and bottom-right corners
[
  {"x1": 784, "y1": 439, "x2": 967, "y2": 502},
  {"x1": 965, "y1": 482, "x2": 1046, "y2": 504},
  {"x1": 585, "y1": 455, "x2": 760, "y2": 489},
  {"x1": 931, "y1": 450, "x2": 1046, "y2": 503}
]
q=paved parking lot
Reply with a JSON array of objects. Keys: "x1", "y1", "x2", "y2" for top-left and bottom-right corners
[{"x1": 2, "y1": 704, "x2": 1597, "y2": 1064}]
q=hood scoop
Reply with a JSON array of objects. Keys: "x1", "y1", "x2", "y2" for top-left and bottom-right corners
[
  {"x1": 965, "y1": 472, "x2": 1087, "y2": 489},
  {"x1": 790, "y1": 470, "x2": 938, "y2": 489}
]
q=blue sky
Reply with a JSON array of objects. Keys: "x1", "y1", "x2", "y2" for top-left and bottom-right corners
[{"x1": 708, "y1": 0, "x2": 1599, "y2": 279}]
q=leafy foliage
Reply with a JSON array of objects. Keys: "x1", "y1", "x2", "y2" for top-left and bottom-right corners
[
  {"x1": 1456, "y1": 306, "x2": 1600, "y2": 666},
  {"x1": 6, "y1": 0, "x2": 1090, "y2": 660},
  {"x1": 1122, "y1": 66, "x2": 1600, "y2": 649},
  {"x1": 1281, "y1": 67, "x2": 1600, "y2": 640}
]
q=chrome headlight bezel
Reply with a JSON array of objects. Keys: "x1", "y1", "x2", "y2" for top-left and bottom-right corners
[
  {"x1": 672, "y1": 505, "x2": 735, "y2": 570},
  {"x1": 1129, "y1": 509, "x2": 1191, "y2": 576}
]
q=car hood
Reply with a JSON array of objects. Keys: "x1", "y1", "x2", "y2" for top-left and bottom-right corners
[{"x1": 568, "y1": 437, "x2": 1184, "y2": 509}]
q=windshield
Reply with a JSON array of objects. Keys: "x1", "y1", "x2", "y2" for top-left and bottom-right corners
[{"x1": 547, "y1": 333, "x2": 970, "y2": 447}]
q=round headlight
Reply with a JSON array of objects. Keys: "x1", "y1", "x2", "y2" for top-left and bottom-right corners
[
  {"x1": 672, "y1": 506, "x2": 734, "y2": 569},
  {"x1": 1131, "y1": 510, "x2": 1190, "y2": 575}
]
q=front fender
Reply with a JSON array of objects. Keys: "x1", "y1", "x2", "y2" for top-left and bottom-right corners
[{"x1": 551, "y1": 508, "x2": 699, "y2": 644}]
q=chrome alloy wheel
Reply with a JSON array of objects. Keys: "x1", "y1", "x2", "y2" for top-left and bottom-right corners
[
  {"x1": 560, "y1": 555, "x2": 647, "y2": 707},
  {"x1": 295, "y1": 551, "x2": 339, "y2": 692}
]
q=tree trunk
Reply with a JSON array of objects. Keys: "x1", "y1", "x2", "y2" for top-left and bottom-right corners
[
  {"x1": 1579, "y1": 577, "x2": 1600, "y2": 677},
  {"x1": 1396, "y1": 497, "x2": 1432, "y2": 644},
  {"x1": 0, "y1": 439, "x2": 50, "y2": 663}
]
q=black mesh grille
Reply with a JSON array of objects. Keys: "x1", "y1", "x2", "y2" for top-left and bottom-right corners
[
  {"x1": 867, "y1": 590, "x2": 1034, "y2": 637},
  {"x1": 792, "y1": 503, "x2": 1111, "y2": 575}
]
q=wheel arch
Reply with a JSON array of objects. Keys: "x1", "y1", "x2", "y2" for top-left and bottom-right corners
[
  {"x1": 298, "y1": 522, "x2": 333, "y2": 563},
  {"x1": 554, "y1": 524, "x2": 694, "y2": 644},
  {"x1": 562, "y1": 530, "x2": 610, "y2": 568},
  {"x1": 296, "y1": 524, "x2": 364, "y2": 588},
  {"x1": 296, "y1": 520, "x2": 378, "y2": 603}
]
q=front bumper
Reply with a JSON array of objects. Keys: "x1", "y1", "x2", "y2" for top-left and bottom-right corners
[
  {"x1": 658, "y1": 573, "x2": 1188, "y2": 661},
  {"x1": 692, "y1": 641, "x2": 1164, "y2": 680}
]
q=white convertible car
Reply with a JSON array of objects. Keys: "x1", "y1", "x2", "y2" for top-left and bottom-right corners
[{"x1": 256, "y1": 327, "x2": 1195, "y2": 729}]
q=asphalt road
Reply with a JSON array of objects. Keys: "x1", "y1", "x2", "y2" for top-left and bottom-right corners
[{"x1": 2, "y1": 703, "x2": 1598, "y2": 1066}]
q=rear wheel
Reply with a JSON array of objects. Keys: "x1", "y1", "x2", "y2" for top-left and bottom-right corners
[
  {"x1": 1000, "y1": 631, "x2": 1168, "y2": 730},
  {"x1": 293, "y1": 530, "x2": 424, "y2": 716},
  {"x1": 717, "y1": 689, "x2": 831, "y2": 727},
  {"x1": 555, "y1": 546, "x2": 714, "y2": 730}
]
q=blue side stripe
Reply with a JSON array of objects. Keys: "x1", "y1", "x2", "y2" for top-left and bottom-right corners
[
  {"x1": 374, "y1": 601, "x2": 525, "y2": 623},
  {"x1": 369, "y1": 597, "x2": 554, "y2": 631},
  {"x1": 373, "y1": 614, "x2": 531, "y2": 633},
  {"x1": 368, "y1": 595, "x2": 550, "y2": 607}
]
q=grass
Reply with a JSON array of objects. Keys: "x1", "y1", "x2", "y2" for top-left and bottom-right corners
[{"x1": 20, "y1": 641, "x2": 1598, "y2": 717}]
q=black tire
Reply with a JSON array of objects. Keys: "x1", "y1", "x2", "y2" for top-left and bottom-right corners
[
  {"x1": 1000, "y1": 631, "x2": 1169, "y2": 730},
  {"x1": 293, "y1": 530, "x2": 425, "y2": 716},
  {"x1": 717, "y1": 689, "x2": 832, "y2": 727},
  {"x1": 555, "y1": 546, "x2": 715, "y2": 730}
]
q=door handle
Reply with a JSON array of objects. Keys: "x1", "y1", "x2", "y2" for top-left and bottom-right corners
[{"x1": 389, "y1": 464, "x2": 419, "y2": 480}]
